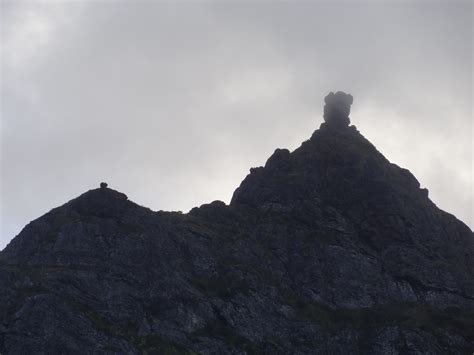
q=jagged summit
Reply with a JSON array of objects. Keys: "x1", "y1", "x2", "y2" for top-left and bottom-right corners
[
  {"x1": 231, "y1": 93, "x2": 426, "y2": 211},
  {"x1": 1, "y1": 95, "x2": 473, "y2": 354}
]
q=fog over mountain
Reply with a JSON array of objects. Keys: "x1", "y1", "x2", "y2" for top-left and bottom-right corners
[{"x1": 1, "y1": 1, "x2": 472, "y2": 249}]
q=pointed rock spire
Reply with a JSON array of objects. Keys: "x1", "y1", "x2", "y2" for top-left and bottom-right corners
[{"x1": 323, "y1": 91, "x2": 353, "y2": 128}]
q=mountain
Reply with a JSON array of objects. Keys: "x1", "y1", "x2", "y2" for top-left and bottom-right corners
[{"x1": 1, "y1": 92, "x2": 473, "y2": 354}]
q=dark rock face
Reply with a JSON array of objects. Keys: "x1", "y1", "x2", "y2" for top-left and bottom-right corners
[
  {"x1": 1, "y1": 99, "x2": 473, "y2": 354},
  {"x1": 323, "y1": 91, "x2": 353, "y2": 128}
]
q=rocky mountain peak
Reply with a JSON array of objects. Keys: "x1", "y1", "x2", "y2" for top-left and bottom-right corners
[
  {"x1": 231, "y1": 92, "x2": 424, "y2": 213},
  {"x1": 68, "y1": 186, "x2": 130, "y2": 218}
]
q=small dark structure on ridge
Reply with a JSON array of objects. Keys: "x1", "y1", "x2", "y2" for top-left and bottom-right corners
[
  {"x1": 323, "y1": 91, "x2": 353, "y2": 128},
  {"x1": 100, "y1": 182, "x2": 108, "y2": 189}
]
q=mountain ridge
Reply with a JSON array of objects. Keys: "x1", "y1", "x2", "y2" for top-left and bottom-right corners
[{"x1": 1, "y1": 93, "x2": 473, "y2": 354}]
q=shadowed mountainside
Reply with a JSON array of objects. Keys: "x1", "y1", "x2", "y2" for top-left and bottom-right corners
[{"x1": 1, "y1": 93, "x2": 473, "y2": 354}]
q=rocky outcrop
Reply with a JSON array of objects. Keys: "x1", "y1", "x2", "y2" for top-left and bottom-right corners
[
  {"x1": 1, "y1": 94, "x2": 473, "y2": 354},
  {"x1": 323, "y1": 91, "x2": 353, "y2": 128}
]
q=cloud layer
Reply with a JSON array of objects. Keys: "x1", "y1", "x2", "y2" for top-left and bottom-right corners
[{"x1": 1, "y1": 1, "x2": 472, "y2": 249}]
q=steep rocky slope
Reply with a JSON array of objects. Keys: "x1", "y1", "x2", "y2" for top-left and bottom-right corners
[{"x1": 1, "y1": 93, "x2": 473, "y2": 354}]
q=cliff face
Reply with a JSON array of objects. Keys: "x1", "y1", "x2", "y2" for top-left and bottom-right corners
[{"x1": 1, "y1": 110, "x2": 473, "y2": 354}]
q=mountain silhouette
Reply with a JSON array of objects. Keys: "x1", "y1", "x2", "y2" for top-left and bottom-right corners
[{"x1": 1, "y1": 93, "x2": 473, "y2": 354}]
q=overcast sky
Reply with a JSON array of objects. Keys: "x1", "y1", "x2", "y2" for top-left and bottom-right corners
[{"x1": 1, "y1": 0, "x2": 472, "y2": 250}]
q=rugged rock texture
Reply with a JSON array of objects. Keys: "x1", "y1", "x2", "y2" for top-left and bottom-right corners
[
  {"x1": 1, "y1": 97, "x2": 473, "y2": 354},
  {"x1": 323, "y1": 91, "x2": 353, "y2": 128}
]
